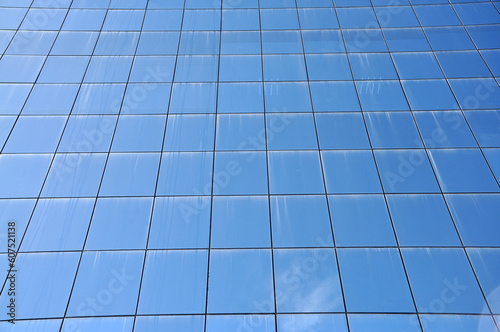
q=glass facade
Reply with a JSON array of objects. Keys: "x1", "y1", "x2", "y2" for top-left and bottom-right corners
[{"x1": 0, "y1": 0, "x2": 499, "y2": 331}]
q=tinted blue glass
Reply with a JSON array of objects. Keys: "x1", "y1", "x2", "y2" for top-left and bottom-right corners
[
  {"x1": 0, "y1": 199, "x2": 35, "y2": 253},
  {"x1": 0, "y1": 8, "x2": 27, "y2": 29},
  {"x1": 207, "y1": 315, "x2": 275, "y2": 332},
  {"x1": 374, "y1": 150, "x2": 440, "y2": 193},
  {"x1": 350, "y1": 53, "x2": 398, "y2": 80},
  {"x1": 0, "y1": 154, "x2": 52, "y2": 198},
  {"x1": 421, "y1": 314, "x2": 497, "y2": 332},
  {"x1": 157, "y1": 152, "x2": 213, "y2": 195},
  {"x1": 469, "y1": 26, "x2": 500, "y2": 49},
  {"x1": 170, "y1": 83, "x2": 217, "y2": 113},
  {"x1": 330, "y1": 195, "x2": 396, "y2": 246},
  {"x1": 63, "y1": 9, "x2": 107, "y2": 30},
  {"x1": 179, "y1": 31, "x2": 220, "y2": 55},
  {"x1": 402, "y1": 80, "x2": 459, "y2": 110},
  {"x1": 484, "y1": 148, "x2": 500, "y2": 180},
  {"x1": 263, "y1": 54, "x2": 307, "y2": 81},
  {"x1": 135, "y1": 316, "x2": 204, "y2": 332},
  {"x1": 310, "y1": 81, "x2": 360, "y2": 112},
  {"x1": 348, "y1": 314, "x2": 421, "y2": 332},
  {"x1": 122, "y1": 83, "x2": 171, "y2": 114},
  {"x1": 375, "y1": 6, "x2": 419, "y2": 28},
  {"x1": 41, "y1": 153, "x2": 107, "y2": 197},
  {"x1": 73, "y1": 84, "x2": 126, "y2": 114},
  {"x1": 306, "y1": 54, "x2": 351, "y2": 81},
  {"x1": 335, "y1": 0, "x2": 371, "y2": 6},
  {"x1": 450, "y1": 78, "x2": 500, "y2": 110},
  {"x1": 338, "y1": 248, "x2": 415, "y2": 312},
  {"x1": 175, "y1": 56, "x2": 219, "y2": 82},
  {"x1": 137, "y1": 32, "x2": 180, "y2": 55},
  {"x1": 71, "y1": 0, "x2": 110, "y2": 8},
  {"x1": 21, "y1": 8, "x2": 67, "y2": 30},
  {"x1": 131, "y1": 57, "x2": 175, "y2": 83},
  {"x1": 391, "y1": 52, "x2": 444, "y2": 79},
  {"x1": 446, "y1": 194, "x2": 500, "y2": 247},
  {"x1": 0, "y1": 252, "x2": 79, "y2": 319},
  {"x1": 149, "y1": 196, "x2": 210, "y2": 249},
  {"x1": 219, "y1": 82, "x2": 264, "y2": 113},
  {"x1": 356, "y1": 80, "x2": 409, "y2": 111},
  {"x1": 22, "y1": 198, "x2": 94, "y2": 251},
  {"x1": 213, "y1": 152, "x2": 268, "y2": 195},
  {"x1": 316, "y1": 113, "x2": 369, "y2": 149},
  {"x1": 183, "y1": 10, "x2": 221, "y2": 30},
  {"x1": 271, "y1": 195, "x2": 333, "y2": 247},
  {"x1": 455, "y1": 3, "x2": 500, "y2": 25},
  {"x1": 262, "y1": 30, "x2": 302, "y2": 54},
  {"x1": 278, "y1": 314, "x2": 347, "y2": 332},
  {"x1": 223, "y1": 0, "x2": 259, "y2": 8},
  {"x1": 428, "y1": 149, "x2": 499, "y2": 193},
  {"x1": 23, "y1": 84, "x2": 79, "y2": 115},
  {"x1": 94, "y1": 32, "x2": 140, "y2": 55},
  {"x1": 221, "y1": 31, "x2": 261, "y2": 54},
  {"x1": 343, "y1": 29, "x2": 388, "y2": 52},
  {"x1": 467, "y1": 248, "x2": 500, "y2": 314},
  {"x1": 383, "y1": 28, "x2": 431, "y2": 52},
  {"x1": 165, "y1": 114, "x2": 215, "y2": 151},
  {"x1": 138, "y1": 250, "x2": 208, "y2": 314},
  {"x1": 414, "y1": 111, "x2": 477, "y2": 148},
  {"x1": 337, "y1": 8, "x2": 377, "y2": 29},
  {"x1": 265, "y1": 82, "x2": 312, "y2": 113},
  {"x1": 38, "y1": 56, "x2": 90, "y2": 83},
  {"x1": 6, "y1": 31, "x2": 57, "y2": 55},
  {"x1": 298, "y1": 8, "x2": 339, "y2": 29},
  {"x1": 365, "y1": 112, "x2": 422, "y2": 148},
  {"x1": 220, "y1": 55, "x2": 262, "y2": 82},
  {"x1": 4, "y1": 116, "x2": 66, "y2": 153},
  {"x1": 3, "y1": 320, "x2": 62, "y2": 332},
  {"x1": 208, "y1": 249, "x2": 274, "y2": 313},
  {"x1": 102, "y1": 10, "x2": 145, "y2": 31},
  {"x1": 0, "y1": 116, "x2": 15, "y2": 148},
  {"x1": 402, "y1": 248, "x2": 488, "y2": 314},
  {"x1": 302, "y1": 30, "x2": 345, "y2": 53},
  {"x1": 216, "y1": 114, "x2": 265, "y2": 150},
  {"x1": 186, "y1": 0, "x2": 221, "y2": 9},
  {"x1": 274, "y1": 249, "x2": 343, "y2": 312},
  {"x1": 84, "y1": 56, "x2": 134, "y2": 83},
  {"x1": 424, "y1": 27, "x2": 475, "y2": 51},
  {"x1": 260, "y1": 0, "x2": 295, "y2": 8},
  {"x1": 437, "y1": 51, "x2": 491, "y2": 78},
  {"x1": 414, "y1": 5, "x2": 461, "y2": 26},
  {"x1": 211, "y1": 196, "x2": 271, "y2": 248},
  {"x1": 100, "y1": 153, "x2": 160, "y2": 196},
  {"x1": 61, "y1": 318, "x2": 134, "y2": 332},
  {"x1": 0, "y1": 30, "x2": 15, "y2": 53},
  {"x1": 111, "y1": 115, "x2": 165, "y2": 152},
  {"x1": 481, "y1": 50, "x2": 500, "y2": 76},
  {"x1": 67, "y1": 251, "x2": 144, "y2": 316},
  {"x1": 261, "y1": 9, "x2": 299, "y2": 30},
  {"x1": 143, "y1": 10, "x2": 182, "y2": 30},
  {"x1": 268, "y1": 151, "x2": 325, "y2": 194},
  {"x1": 110, "y1": 0, "x2": 147, "y2": 9},
  {"x1": 52, "y1": 31, "x2": 99, "y2": 55},
  {"x1": 386, "y1": 194, "x2": 461, "y2": 246},
  {"x1": 86, "y1": 197, "x2": 153, "y2": 250},
  {"x1": 222, "y1": 9, "x2": 260, "y2": 30},
  {"x1": 0, "y1": 55, "x2": 45, "y2": 83},
  {"x1": 267, "y1": 113, "x2": 318, "y2": 150},
  {"x1": 0, "y1": 84, "x2": 31, "y2": 115},
  {"x1": 149, "y1": 0, "x2": 184, "y2": 9},
  {"x1": 322, "y1": 150, "x2": 382, "y2": 194}
]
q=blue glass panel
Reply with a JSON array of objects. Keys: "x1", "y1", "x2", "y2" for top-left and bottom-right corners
[
  {"x1": 0, "y1": 199, "x2": 35, "y2": 253},
  {"x1": 143, "y1": 10, "x2": 182, "y2": 30},
  {"x1": 468, "y1": 26, "x2": 500, "y2": 49},
  {"x1": 0, "y1": 84, "x2": 32, "y2": 114},
  {"x1": 222, "y1": 9, "x2": 260, "y2": 30},
  {"x1": 383, "y1": 28, "x2": 431, "y2": 52},
  {"x1": 6, "y1": 31, "x2": 58, "y2": 55},
  {"x1": 392, "y1": 52, "x2": 443, "y2": 79},
  {"x1": 449, "y1": 78, "x2": 500, "y2": 110},
  {"x1": 330, "y1": 195, "x2": 396, "y2": 247},
  {"x1": 207, "y1": 315, "x2": 275, "y2": 332},
  {"x1": 165, "y1": 114, "x2": 215, "y2": 151},
  {"x1": 302, "y1": 30, "x2": 345, "y2": 53},
  {"x1": 102, "y1": 10, "x2": 145, "y2": 31},
  {"x1": 348, "y1": 314, "x2": 421, "y2": 332},
  {"x1": 278, "y1": 314, "x2": 347, "y2": 332},
  {"x1": 179, "y1": 31, "x2": 220, "y2": 55},
  {"x1": 266, "y1": 113, "x2": 318, "y2": 150},
  {"x1": 414, "y1": 111, "x2": 477, "y2": 148},
  {"x1": 62, "y1": 318, "x2": 134, "y2": 332},
  {"x1": 213, "y1": 151, "x2": 268, "y2": 195},
  {"x1": 21, "y1": 8, "x2": 67, "y2": 30},
  {"x1": 338, "y1": 248, "x2": 415, "y2": 312},
  {"x1": 149, "y1": 196, "x2": 210, "y2": 249},
  {"x1": 454, "y1": 3, "x2": 500, "y2": 25},
  {"x1": 23, "y1": 84, "x2": 79, "y2": 115},
  {"x1": 131, "y1": 56, "x2": 175, "y2": 84},
  {"x1": 175, "y1": 56, "x2": 219, "y2": 82},
  {"x1": 208, "y1": 249, "x2": 274, "y2": 313},
  {"x1": 467, "y1": 248, "x2": 500, "y2": 314},
  {"x1": 298, "y1": 8, "x2": 339, "y2": 29},
  {"x1": 138, "y1": 250, "x2": 208, "y2": 314},
  {"x1": 100, "y1": 153, "x2": 160, "y2": 196},
  {"x1": 216, "y1": 114, "x2": 265, "y2": 150},
  {"x1": 386, "y1": 194, "x2": 461, "y2": 246},
  {"x1": 3, "y1": 320, "x2": 62, "y2": 332},
  {"x1": 211, "y1": 196, "x2": 271, "y2": 248},
  {"x1": 38, "y1": 56, "x2": 90, "y2": 83},
  {"x1": 221, "y1": 31, "x2": 261, "y2": 54},
  {"x1": 0, "y1": 116, "x2": 15, "y2": 147},
  {"x1": 428, "y1": 149, "x2": 499, "y2": 193},
  {"x1": 137, "y1": 32, "x2": 180, "y2": 55},
  {"x1": 73, "y1": 84, "x2": 126, "y2": 115},
  {"x1": 122, "y1": 83, "x2": 171, "y2": 114},
  {"x1": 0, "y1": 252, "x2": 79, "y2": 319},
  {"x1": 481, "y1": 50, "x2": 500, "y2": 77},
  {"x1": 72, "y1": 0, "x2": 111, "y2": 8},
  {"x1": 271, "y1": 195, "x2": 333, "y2": 247},
  {"x1": 306, "y1": 54, "x2": 352, "y2": 81},
  {"x1": 365, "y1": 112, "x2": 422, "y2": 148},
  {"x1": 374, "y1": 6, "x2": 419, "y2": 28},
  {"x1": 223, "y1": 0, "x2": 259, "y2": 8},
  {"x1": 0, "y1": 154, "x2": 52, "y2": 198},
  {"x1": 0, "y1": 55, "x2": 45, "y2": 83},
  {"x1": 86, "y1": 197, "x2": 153, "y2": 250},
  {"x1": 148, "y1": 0, "x2": 184, "y2": 9},
  {"x1": 437, "y1": 51, "x2": 491, "y2": 78},
  {"x1": 322, "y1": 150, "x2": 382, "y2": 194},
  {"x1": 402, "y1": 248, "x2": 488, "y2": 314},
  {"x1": 424, "y1": 27, "x2": 475, "y2": 51},
  {"x1": 135, "y1": 316, "x2": 204, "y2": 332},
  {"x1": 316, "y1": 113, "x2": 370, "y2": 149},
  {"x1": 84, "y1": 56, "x2": 134, "y2": 83},
  {"x1": 261, "y1": 9, "x2": 300, "y2": 30},
  {"x1": 350, "y1": 53, "x2": 398, "y2": 80},
  {"x1": 421, "y1": 314, "x2": 497, "y2": 332},
  {"x1": 262, "y1": 30, "x2": 303, "y2": 54},
  {"x1": 343, "y1": 29, "x2": 388, "y2": 52},
  {"x1": 94, "y1": 32, "x2": 140, "y2": 55},
  {"x1": 0, "y1": 8, "x2": 27, "y2": 29},
  {"x1": 263, "y1": 54, "x2": 307, "y2": 81},
  {"x1": 220, "y1": 55, "x2": 262, "y2": 82},
  {"x1": 337, "y1": 8, "x2": 377, "y2": 29},
  {"x1": 356, "y1": 80, "x2": 409, "y2": 111},
  {"x1": 414, "y1": 4, "x2": 461, "y2": 26},
  {"x1": 111, "y1": 115, "x2": 165, "y2": 152},
  {"x1": 42, "y1": 153, "x2": 107, "y2": 198},
  {"x1": 310, "y1": 81, "x2": 360, "y2": 112},
  {"x1": 63, "y1": 9, "x2": 107, "y2": 30},
  {"x1": 22, "y1": 198, "x2": 94, "y2": 251},
  {"x1": 3, "y1": 116, "x2": 66, "y2": 153},
  {"x1": 52, "y1": 31, "x2": 99, "y2": 55},
  {"x1": 110, "y1": 0, "x2": 147, "y2": 9},
  {"x1": 402, "y1": 80, "x2": 459, "y2": 110},
  {"x1": 274, "y1": 249, "x2": 343, "y2": 312},
  {"x1": 219, "y1": 82, "x2": 264, "y2": 113},
  {"x1": 170, "y1": 83, "x2": 217, "y2": 113},
  {"x1": 67, "y1": 251, "x2": 144, "y2": 316},
  {"x1": 183, "y1": 10, "x2": 221, "y2": 30},
  {"x1": 157, "y1": 152, "x2": 213, "y2": 195},
  {"x1": 374, "y1": 149, "x2": 440, "y2": 193},
  {"x1": 260, "y1": 0, "x2": 295, "y2": 8},
  {"x1": 268, "y1": 151, "x2": 325, "y2": 194},
  {"x1": 446, "y1": 194, "x2": 500, "y2": 247},
  {"x1": 265, "y1": 82, "x2": 312, "y2": 113}
]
